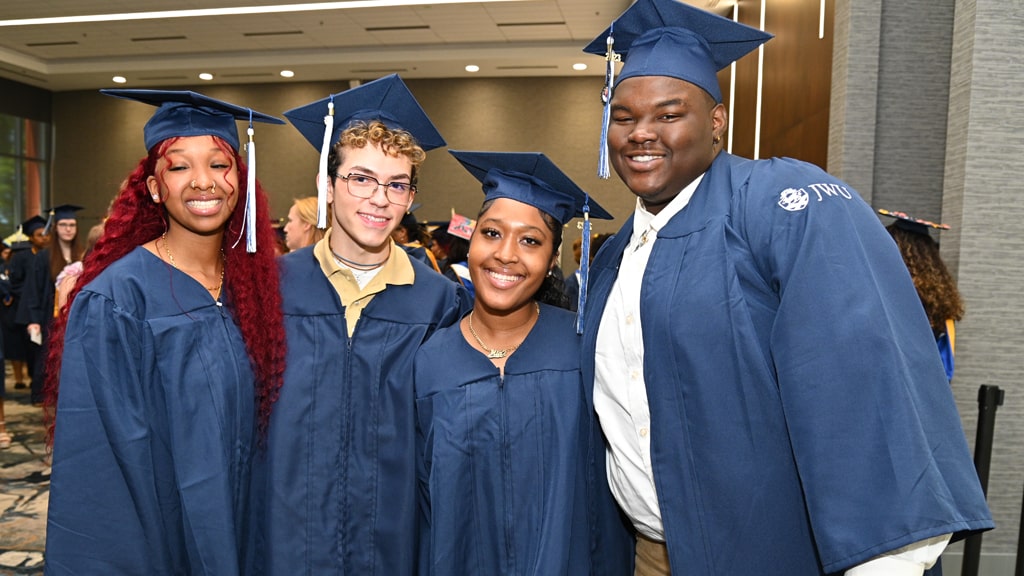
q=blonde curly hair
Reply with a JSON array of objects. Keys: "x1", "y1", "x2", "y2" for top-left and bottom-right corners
[{"x1": 328, "y1": 120, "x2": 426, "y2": 184}]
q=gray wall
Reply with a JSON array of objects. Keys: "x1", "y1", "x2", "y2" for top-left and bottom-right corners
[{"x1": 831, "y1": 0, "x2": 1024, "y2": 569}]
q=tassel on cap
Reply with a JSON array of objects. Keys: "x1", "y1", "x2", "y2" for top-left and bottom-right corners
[
  {"x1": 231, "y1": 113, "x2": 258, "y2": 253},
  {"x1": 576, "y1": 204, "x2": 592, "y2": 334},
  {"x1": 42, "y1": 209, "x2": 55, "y2": 236},
  {"x1": 245, "y1": 118, "x2": 257, "y2": 253},
  {"x1": 598, "y1": 27, "x2": 617, "y2": 180},
  {"x1": 317, "y1": 98, "x2": 335, "y2": 229}
]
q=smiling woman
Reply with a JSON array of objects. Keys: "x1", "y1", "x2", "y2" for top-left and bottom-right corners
[
  {"x1": 42, "y1": 90, "x2": 288, "y2": 575},
  {"x1": 413, "y1": 150, "x2": 633, "y2": 576}
]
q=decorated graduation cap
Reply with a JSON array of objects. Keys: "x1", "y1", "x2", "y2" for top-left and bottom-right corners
[
  {"x1": 878, "y1": 209, "x2": 951, "y2": 237},
  {"x1": 449, "y1": 150, "x2": 611, "y2": 333},
  {"x1": 583, "y1": 0, "x2": 772, "y2": 177},
  {"x1": 100, "y1": 88, "x2": 285, "y2": 253},
  {"x1": 283, "y1": 74, "x2": 446, "y2": 229},
  {"x1": 43, "y1": 204, "x2": 84, "y2": 235}
]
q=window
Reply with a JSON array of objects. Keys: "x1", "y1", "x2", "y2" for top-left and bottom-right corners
[{"x1": 0, "y1": 114, "x2": 51, "y2": 236}]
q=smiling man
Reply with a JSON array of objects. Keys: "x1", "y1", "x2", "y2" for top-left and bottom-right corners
[
  {"x1": 256, "y1": 74, "x2": 468, "y2": 575},
  {"x1": 578, "y1": 1, "x2": 993, "y2": 575}
]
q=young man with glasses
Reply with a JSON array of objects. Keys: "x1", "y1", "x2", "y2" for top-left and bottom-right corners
[{"x1": 255, "y1": 75, "x2": 469, "y2": 575}]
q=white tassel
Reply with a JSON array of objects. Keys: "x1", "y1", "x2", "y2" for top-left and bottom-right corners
[
  {"x1": 317, "y1": 100, "x2": 335, "y2": 229},
  {"x1": 598, "y1": 30, "x2": 616, "y2": 180},
  {"x1": 245, "y1": 126, "x2": 257, "y2": 253}
]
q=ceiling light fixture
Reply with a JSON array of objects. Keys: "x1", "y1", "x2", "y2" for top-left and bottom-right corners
[
  {"x1": 280, "y1": 70, "x2": 295, "y2": 78},
  {"x1": 465, "y1": 65, "x2": 480, "y2": 73},
  {"x1": 572, "y1": 63, "x2": 587, "y2": 71},
  {"x1": 0, "y1": 0, "x2": 533, "y2": 27},
  {"x1": 112, "y1": 76, "x2": 127, "y2": 84},
  {"x1": 199, "y1": 72, "x2": 214, "y2": 80}
]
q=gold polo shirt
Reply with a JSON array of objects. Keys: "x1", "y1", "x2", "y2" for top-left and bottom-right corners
[{"x1": 313, "y1": 228, "x2": 415, "y2": 337}]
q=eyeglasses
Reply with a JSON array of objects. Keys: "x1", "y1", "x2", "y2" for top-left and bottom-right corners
[{"x1": 336, "y1": 173, "x2": 416, "y2": 205}]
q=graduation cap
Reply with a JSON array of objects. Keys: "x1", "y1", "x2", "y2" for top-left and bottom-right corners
[
  {"x1": 42, "y1": 203, "x2": 83, "y2": 235},
  {"x1": 583, "y1": 0, "x2": 772, "y2": 177},
  {"x1": 449, "y1": 150, "x2": 611, "y2": 333},
  {"x1": 878, "y1": 209, "x2": 950, "y2": 236},
  {"x1": 282, "y1": 74, "x2": 446, "y2": 229},
  {"x1": 100, "y1": 89, "x2": 285, "y2": 253},
  {"x1": 21, "y1": 215, "x2": 47, "y2": 236}
]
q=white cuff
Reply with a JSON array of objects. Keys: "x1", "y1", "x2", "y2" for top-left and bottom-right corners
[{"x1": 844, "y1": 534, "x2": 951, "y2": 575}]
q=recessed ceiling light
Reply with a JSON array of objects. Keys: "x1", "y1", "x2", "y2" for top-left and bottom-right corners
[
  {"x1": 199, "y1": 72, "x2": 214, "y2": 80},
  {"x1": 465, "y1": 65, "x2": 480, "y2": 73},
  {"x1": 280, "y1": 70, "x2": 295, "y2": 78},
  {"x1": 112, "y1": 76, "x2": 127, "y2": 84},
  {"x1": 572, "y1": 63, "x2": 587, "y2": 71}
]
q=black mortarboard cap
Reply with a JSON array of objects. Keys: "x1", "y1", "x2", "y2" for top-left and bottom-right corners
[
  {"x1": 878, "y1": 209, "x2": 950, "y2": 237},
  {"x1": 449, "y1": 150, "x2": 612, "y2": 225},
  {"x1": 47, "y1": 204, "x2": 84, "y2": 222},
  {"x1": 583, "y1": 0, "x2": 772, "y2": 103},
  {"x1": 100, "y1": 89, "x2": 285, "y2": 151},
  {"x1": 21, "y1": 215, "x2": 47, "y2": 236}
]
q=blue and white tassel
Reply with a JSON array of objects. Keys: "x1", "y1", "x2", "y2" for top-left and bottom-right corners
[
  {"x1": 598, "y1": 27, "x2": 617, "y2": 180},
  {"x1": 576, "y1": 201, "x2": 592, "y2": 334}
]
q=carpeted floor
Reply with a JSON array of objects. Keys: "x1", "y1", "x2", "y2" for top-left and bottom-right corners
[{"x1": 0, "y1": 374, "x2": 49, "y2": 575}]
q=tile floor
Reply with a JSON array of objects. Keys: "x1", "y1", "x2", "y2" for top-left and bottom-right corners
[{"x1": 0, "y1": 366, "x2": 48, "y2": 575}]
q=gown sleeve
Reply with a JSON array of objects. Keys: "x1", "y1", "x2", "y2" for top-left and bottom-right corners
[
  {"x1": 45, "y1": 289, "x2": 179, "y2": 575},
  {"x1": 736, "y1": 159, "x2": 991, "y2": 570}
]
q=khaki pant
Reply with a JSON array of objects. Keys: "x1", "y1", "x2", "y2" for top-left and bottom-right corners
[{"x1": 635, "y1": 534, "x2": 671, "y2": 576}]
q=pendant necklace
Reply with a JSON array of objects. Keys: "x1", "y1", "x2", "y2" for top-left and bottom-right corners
[
  {"x1": 161, "y1": 233, "x2": 225, "y2": 295},
  {"x1": 468, "y1": 302, "x2": 540, "y2": 359}
]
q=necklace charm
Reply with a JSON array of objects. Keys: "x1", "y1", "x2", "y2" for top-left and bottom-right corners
[{"x1": 468, "y1": 302, "x2": 540, "y2": 360}]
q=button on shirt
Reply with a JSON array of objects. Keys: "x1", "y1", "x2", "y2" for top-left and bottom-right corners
[{"x1": 593, "y1": 174, "x2": 704, "y2": 541}]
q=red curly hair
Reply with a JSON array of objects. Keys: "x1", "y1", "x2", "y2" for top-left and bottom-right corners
[{"x1": 44, "y1": 136, "x2": 286, "y2": 445}]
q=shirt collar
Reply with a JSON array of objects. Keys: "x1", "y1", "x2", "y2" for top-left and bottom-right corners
[
  {"x1": 314, "y1": 228, "x2": 415, "y2": 288},
  {"x1": 632, "y1": 172, "x2": 707, "y2": 241}
]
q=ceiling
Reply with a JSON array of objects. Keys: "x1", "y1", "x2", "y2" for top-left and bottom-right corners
[{"x1": 0, "y1": 0, "x2": 732, "y2": 93}]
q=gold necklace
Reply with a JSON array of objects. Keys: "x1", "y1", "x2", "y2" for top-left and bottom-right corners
[
  {"x1": 161, "y1": 234, "x2": 225, "y2": 293},
  {"x1": 467, "y1": 301, "x2": 540, "y2": 359}
]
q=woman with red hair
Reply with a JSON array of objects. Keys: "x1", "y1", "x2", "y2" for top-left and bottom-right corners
[{"x1": 44, "y1": 90, "x2": 287, "y2": 575}]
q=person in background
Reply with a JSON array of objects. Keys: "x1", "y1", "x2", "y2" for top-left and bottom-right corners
[
  {"x1": 426, "y1": 225, "x2": 450, "y2": 266},
  {"x1": 0, "y1": 254, "x2": 9, "y2": 449},
  {"x1": 394, "y1": 206, "x2": 442, "y2": 272},
  {"x1": 880, "y1": 209, "x2": 964, "y2": 382},
  {"x1": 19, "y1": 204, "x2": 84, "y2": 406},
  {"x1": 44, "y1": 89, "x2": 287, "y2": 574},
  {"x1": 282, "y1": 196, "x2": 326, "y2": 252},
  {"x1": 438, "y1": 213, "x2": 475, "y2": 299},
  {"x1": 415, "y1": 150, "x2": 633, "y2": 575},
  {"x1": 580, "y1": 1, "x2": 993, "y2": 574},
  {"x1": 7, "y1": 216, "x2": 47, "y2": 393},
  {"x1": 256, "y1": 74, "x2": 467, "y2": 575},
  {"x1": 55, "y1": 220, "x2": 106, "y2": 312}
]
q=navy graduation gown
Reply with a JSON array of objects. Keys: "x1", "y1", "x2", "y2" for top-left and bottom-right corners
[
  {"x1": 582, "y1": 152, "x2": 993, "y2": 575},
  {"x1": 414, "y1": 304, "x2": 633, "y2": 576},
  {"x1": 46, "y1": 247, "x2": 259, "y2": 575},
  {"x1": 256, "y1": 246, "x2": 467, "y2": 575}
]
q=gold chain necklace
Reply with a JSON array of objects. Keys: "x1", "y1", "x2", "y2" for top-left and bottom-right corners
[
  {"x1": 467, "y1": 301, "x2": 540, "y2": 359},
  {"x1": 161, "y1": 233, "x2": 224, "y2": 293}
]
